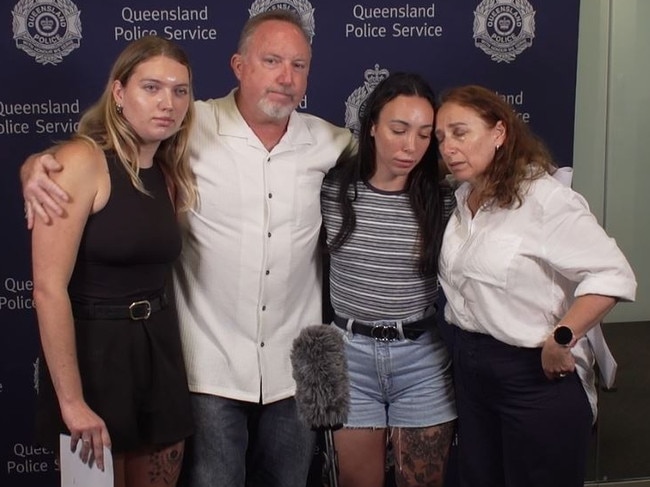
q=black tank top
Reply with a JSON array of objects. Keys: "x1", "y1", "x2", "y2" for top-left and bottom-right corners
[{"x1": 68, "y1": 152, "x2": 181, "y2": 303}]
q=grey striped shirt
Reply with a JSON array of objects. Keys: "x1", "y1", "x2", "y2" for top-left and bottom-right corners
[{"x1": 321, "y1": 179, "x2": 443, "y2": 322}]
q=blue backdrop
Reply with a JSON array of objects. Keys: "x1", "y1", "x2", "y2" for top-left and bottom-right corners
[{"x1": 0, "y1": 1, "x2": 580, "y2": 485}]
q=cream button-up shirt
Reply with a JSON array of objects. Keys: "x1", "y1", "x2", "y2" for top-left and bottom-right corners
[{"x1": 174, "y1": 90, "x2": 353, "y2": 403}]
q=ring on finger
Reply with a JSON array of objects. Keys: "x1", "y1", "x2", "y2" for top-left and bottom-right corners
[{"x1": 559, "y1": 372, "x2": 567, "y2": 378}]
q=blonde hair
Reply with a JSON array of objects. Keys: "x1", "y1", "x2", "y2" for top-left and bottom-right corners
[{"x1": 75, "y1": 35, "x2": 197, "y2": 212}]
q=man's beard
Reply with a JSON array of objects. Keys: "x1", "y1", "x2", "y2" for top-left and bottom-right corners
[{"x1": 258, "y1": 96, "x2": 296, "y2": 120}]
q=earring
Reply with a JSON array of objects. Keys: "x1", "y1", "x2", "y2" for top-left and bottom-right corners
[
  {"x1": 495, "y1": 144, "x2": 500, "y2": 151},
  {"x1": 116, "y1": 104, "x2": 123, "y2": 114}
]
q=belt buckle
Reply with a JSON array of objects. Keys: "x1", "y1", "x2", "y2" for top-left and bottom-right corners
[
  {"x1": 370, "y1": 324, "x2": 399, "y2": 341},
  {"x1": 129, "y1": 300, "x2": 151, "y2": 320}
]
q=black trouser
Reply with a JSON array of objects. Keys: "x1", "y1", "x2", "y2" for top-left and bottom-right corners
[{"x1": 453, "y1": 328, "x2": 593, "y2": 487}]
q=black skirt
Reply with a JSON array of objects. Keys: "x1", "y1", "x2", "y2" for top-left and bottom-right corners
[{"x1": 36, "y1": 304, "x2": 193, "y2": 453}]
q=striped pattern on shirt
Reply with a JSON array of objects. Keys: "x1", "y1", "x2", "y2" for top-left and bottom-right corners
[{"x1": 321, "y1": 178, "x2": 440, "y2": 322}]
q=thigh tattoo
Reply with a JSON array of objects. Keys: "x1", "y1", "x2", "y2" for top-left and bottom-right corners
[
  {"x1": 148, "y1": 444, "x2": 184, "y2": 485},
  {"x1": 393, "y1": 421, "x2": 455, "y2": 487}
]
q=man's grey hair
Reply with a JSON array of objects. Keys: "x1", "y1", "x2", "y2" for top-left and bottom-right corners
[{"x1": 237, "y1": 9, "x2": 311, "y2": 54}]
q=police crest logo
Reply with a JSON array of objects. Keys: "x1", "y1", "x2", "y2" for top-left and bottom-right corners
[
  {"x1": 249, "y1": 0, "x2": 315, "y2": 43},
  {"x1": 344, "y1": 64, "x2": 390, "y2": 137},
  {"x1": 12, "y1": 0, "x2": 82, "y2": 66},
  {"x1": 473, "y1": 0, "x2": 535, "y2": 63}
]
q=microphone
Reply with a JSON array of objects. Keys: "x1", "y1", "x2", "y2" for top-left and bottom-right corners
[
  {"x1": 291, "y1": 324, "x2": 350, "y2": 429},
  {"x1": 291, "y1": 324, "x2": 350, "y2": 487}
]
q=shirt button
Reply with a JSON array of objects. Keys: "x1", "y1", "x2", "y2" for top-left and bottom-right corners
[
  {"x1": 267, "y1": 157, "x2": 271, "y2": 163},
  {"x1": 262, "y1": 305, "x2": 266, "y2": 311},
  {"x1": 267, "y1": 232, "x2": 272, "y2": 238},
  {"x1": 268, "y1": 193, "x2": 273, "y2": 199},
  {"x1": 265, "y1": 270, "x2": 270, "y2": 275},
  {"x1": 261, "y1": 342, "x2": 265, "y2": 347}
]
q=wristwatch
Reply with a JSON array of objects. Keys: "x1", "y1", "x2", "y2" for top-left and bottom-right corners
[{"x1": 553, "y1": 325, "x2": 575, "y2": 347}]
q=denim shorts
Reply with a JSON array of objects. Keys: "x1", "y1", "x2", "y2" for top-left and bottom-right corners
[{"x1": 331, "y1": 322, "x2": 457, "y2": 428}]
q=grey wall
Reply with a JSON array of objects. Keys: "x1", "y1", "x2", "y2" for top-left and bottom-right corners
[{"x1": 574, "y1": 0, "x2": 650, "y2": 323}]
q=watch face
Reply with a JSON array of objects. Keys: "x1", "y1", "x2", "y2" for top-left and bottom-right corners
[{"x1": 554, "y1": 325, "x2": 573, "y2": 346}]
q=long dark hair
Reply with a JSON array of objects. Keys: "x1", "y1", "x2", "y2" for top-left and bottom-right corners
[{"x1": 327, "y1": 72, "x2": 444, "y2": 276}]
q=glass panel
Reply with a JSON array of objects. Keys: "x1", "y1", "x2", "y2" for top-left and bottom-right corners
[{"x1": 576, "y1": 0, "x2": 650, "y2": 482}]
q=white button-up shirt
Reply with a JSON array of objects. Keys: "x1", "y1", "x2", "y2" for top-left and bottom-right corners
[
  {"x1": 439, "y1": 173, "x2": 636, "y2": 417},
  {"x1": 174, "y1": 90, "x2": 353, "y2": 403},
  {"x1": 440, "y1": 173, "x2": 636, "y2": 347}
]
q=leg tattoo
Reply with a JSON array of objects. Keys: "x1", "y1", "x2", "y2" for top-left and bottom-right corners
[
  {"x1": 147, "y1": 444, "x2": 184, "y2": 485},
  {"x1": 393, "y1": 421, "x2": 455, "y2": 487}
]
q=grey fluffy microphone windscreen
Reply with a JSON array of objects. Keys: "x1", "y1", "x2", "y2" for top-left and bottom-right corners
[{"x1": 290, "y1": 324, "x2": 350, "y2": 429}]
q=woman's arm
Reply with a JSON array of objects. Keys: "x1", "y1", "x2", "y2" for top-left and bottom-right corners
[
  {"x1": 32, "y1": 141, "x2": 111, "y2": 470},
  {"x1": 541, "y1": 294, "x2": 616, "y2": 380},
  {"x1": 538, "y1": 183, "x2": 636, "y2": 380}
]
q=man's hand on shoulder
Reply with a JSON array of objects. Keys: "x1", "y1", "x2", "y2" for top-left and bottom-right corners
[{"x1": 21, "y1": 152, "x2": 69, "y2": 229}]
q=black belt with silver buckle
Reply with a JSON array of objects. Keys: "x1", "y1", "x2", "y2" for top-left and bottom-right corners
[
  {"x1": 333, "y1": 314, "x2": 435, "y2": 341},
  {"x1": 72, "y1": 293, "x2": 167, "y2": 321}
]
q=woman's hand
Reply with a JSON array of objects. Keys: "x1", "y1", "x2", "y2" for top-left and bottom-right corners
[
  {"x1": 62, "y1": 400, "x2": 112, "y2": 472},
  {"x1": 541, "y1": 334, "x2": 576, "y2": 380}
]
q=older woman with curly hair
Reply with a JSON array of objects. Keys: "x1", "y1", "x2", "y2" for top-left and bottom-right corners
[{"x1": 435, "y1": 84, "x2": 636, "y2": 487}]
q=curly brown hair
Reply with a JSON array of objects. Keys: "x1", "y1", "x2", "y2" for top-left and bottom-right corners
[{"x1": 439, "y1": 85, "x2": 556, "y2": 208}]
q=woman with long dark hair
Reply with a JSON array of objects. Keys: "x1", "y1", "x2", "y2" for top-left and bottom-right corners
[{"x1": 321, "y1": 72, "x2": 456, "y2": 487}]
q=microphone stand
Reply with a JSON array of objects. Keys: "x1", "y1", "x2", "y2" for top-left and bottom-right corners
[{"x1": 322, "y1": 427, "x2": 340, "y2": 487}]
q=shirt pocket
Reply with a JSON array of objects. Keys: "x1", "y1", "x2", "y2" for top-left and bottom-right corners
[
  {"x1": 463, "y1": 234, "x2": 522, "y2": 289},
  {"x1": 294, "y1": 173, "x2": 325, "y2": 227}
]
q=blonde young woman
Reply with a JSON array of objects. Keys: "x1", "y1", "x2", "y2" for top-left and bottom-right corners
[{"x1": 31, "y1": 36, "x2": 197, "y2": 487}]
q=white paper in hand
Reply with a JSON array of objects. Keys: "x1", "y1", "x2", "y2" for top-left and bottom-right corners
[{"x1": 59, "y1": 434, "x2": 113, "y2": 487}]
